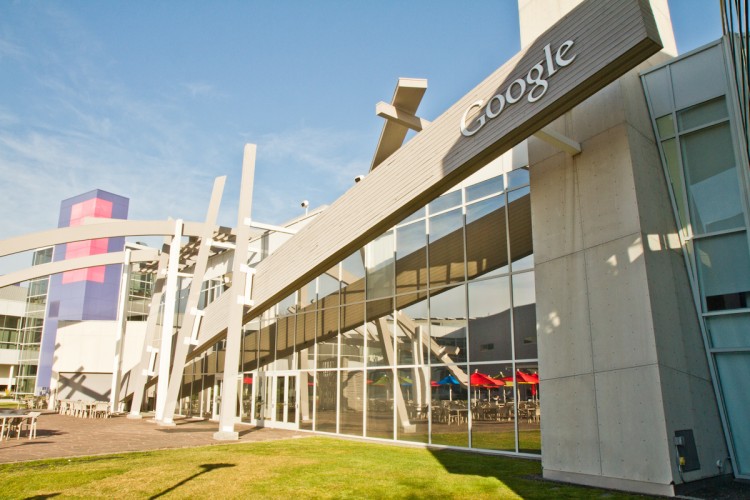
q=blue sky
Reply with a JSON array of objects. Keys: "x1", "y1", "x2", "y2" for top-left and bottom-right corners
[{"x1": 0, "y1": 1, "x2": 722, "y2": 273}]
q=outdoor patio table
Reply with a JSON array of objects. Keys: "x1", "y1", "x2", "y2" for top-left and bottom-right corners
[{"x1": 0, "y1": 409, "x2": 28, "y2": 440}]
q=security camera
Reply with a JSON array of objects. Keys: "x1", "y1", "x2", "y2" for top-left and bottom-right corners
[
  {"x1": 354, "y1": 175, "x2": 365, "y2": 183},
  {"x1": 300, "y1": 200, "x2": 309, "y2": 208}
]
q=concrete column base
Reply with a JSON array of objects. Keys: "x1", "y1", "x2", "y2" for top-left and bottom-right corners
[
  {"x1": 126, "y1": 413, "x2": 143, "y2": 420},
  {"x1": 213, "y1": 431, "x2": 239, "y2": 441},
  {"x1": 157, "y1": 420, "x2": 176, "y2": 427}
]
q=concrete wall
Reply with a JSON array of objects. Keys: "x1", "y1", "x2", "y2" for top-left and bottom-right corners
[
  {"x1": 51, "y1": 320, "x2": 146, "y2": 401},
  {"x1": 523, "y1": 0, "x2": 728, "y2": 496}
]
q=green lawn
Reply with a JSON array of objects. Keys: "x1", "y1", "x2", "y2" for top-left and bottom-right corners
[{"x1": 0, "y1": 437, "x2": 649, "y2": 499}]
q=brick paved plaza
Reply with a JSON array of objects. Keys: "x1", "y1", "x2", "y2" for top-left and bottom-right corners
[{"x1": 0, "y1": 412, "x2": 307, "y2": 463}]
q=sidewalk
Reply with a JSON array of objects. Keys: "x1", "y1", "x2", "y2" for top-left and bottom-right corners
[{"x1": 0, "y1": 412, "x2": 307, "y2": 463}]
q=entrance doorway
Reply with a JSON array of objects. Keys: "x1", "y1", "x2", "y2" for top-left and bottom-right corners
[{"x1": 254, "y1": 371, "x2": 299, "y2": 429}]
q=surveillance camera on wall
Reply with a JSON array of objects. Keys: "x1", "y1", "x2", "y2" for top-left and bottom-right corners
[
  {"x1": 354, "y1": 175, "x2": 365, "y2": 183},
  {"x1": 300, "y1": 200, "x2": 309, "y2": 208}
]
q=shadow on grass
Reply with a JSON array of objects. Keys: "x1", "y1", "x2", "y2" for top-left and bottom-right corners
[
  {"x1": 23, "y1": 494, "x2": 60, "y2": 499},
  {"x1": 149, "y1": 463, "x2": 235, "y2": 499}
]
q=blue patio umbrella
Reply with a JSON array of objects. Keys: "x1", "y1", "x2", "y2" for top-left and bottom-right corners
[{"x1": 438, "y1": 374, "x2": 460, "y2": 400}]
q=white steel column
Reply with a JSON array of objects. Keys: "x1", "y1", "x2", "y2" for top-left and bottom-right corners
[
  {"x1": 110, "y1": 247, "x2": 132, "y2": 412},
  {"x1": 160, "y1": 176, "x2": 226, "y2": 425},
  {"x1": 127, "y1": 241, "x2": 169, "y2": 419},
  {"x1": 154, "y1": 219, "x2": 183, "y2": 421},
  {"x1": 214, "y1": 144, "x2": 256, "y2": 440}
]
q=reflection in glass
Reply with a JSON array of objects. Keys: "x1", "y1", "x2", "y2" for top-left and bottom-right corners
[
  {"x1": 661, "y1": 138, "x2": 690, "y2": 235},
  {"x1": 508, "y1": 187, "x2": 533, "y2": 271},
  {"x1": 397, "y1": 366, "x2": 429, "y2": 443},
  {"x1": 696, "y1": 233, "x2": 750, "y2": 311},
  {"x1": 340, "y1": 370, "x2": 364, "y2": 436},
  {"x1": 468, "y1": 277, "x2": 511, "y2": 363},
  {"x1": 466, "y1": 176, "x2": 504, "y2": 202},
  {"x1": 430, "y1": 366, "x2": 468, "y2": 448},
  {"x1": 315, "y1": 371, "x2": 337, "y2": 433},
  {"x1": 366, "y1": 368, "x2": 394, "y2": 439},
  {"x1": 366, "y1": 298, "x2": 393, "y2": 367},
  {"x1": 469, "y1": 363, "x2": 515, "y2": 452},
  {"x1": 395, "y1": 293, "x2": 429, "y2": 365},
  {"x1": 429, "y1": 208, "x2": 465, "y2": 286},
  {"x1": 366, "y1": 231, "x2": 394, "y2": 300},
  {"x1": 516, "y1": 362, "x2": 540, "y2": 454},
  {"x1": 300, "y1": 370, "x2": 314, "y2": 430},
  {"x1": 340, "y1": 304, "x2": 365, "y2": 369},
  {"x1": 429, "y1": 190, "x2": 462, "y2": 215},
  {"x1": 513, "y1": 272, "x2": 537, "y2": 359},
  {"x1": 507, "y1": 167, "x2": 529, "y2": 189},
  {"x1": 429, "y1": 285, "x2": 467, "y2": 365},
  {"x1": 715, "y1": 353, "x2": 750, "y2": 474},
  {"x1": 316, "y1": 307, "x2": 338, "y2": 369},
  {"x1": 682, "y1": 123, "x2": 743, "y2": 234},
  {"x1": 466, "y1": 194, "x2": 508, "y2": 279},
  {"x1": 341, "y1": 250, "x2": 366, "y2": 304},
  {"x1": 396, "y1": 219, "x2": 427, "y2": 294}
]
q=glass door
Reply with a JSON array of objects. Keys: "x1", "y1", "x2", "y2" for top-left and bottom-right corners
[{"x1": 255, "y1": 371, "x2": 299, "y2": 429}]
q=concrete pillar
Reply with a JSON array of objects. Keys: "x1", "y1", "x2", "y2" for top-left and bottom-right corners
[{"x1": 522, "y1": 0, "x2": 728, "y2": 495}]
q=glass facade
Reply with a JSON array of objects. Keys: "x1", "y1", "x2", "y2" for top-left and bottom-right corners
[
  {"x1": 642, "y1": 38, "x2": 750, "y2": 478},
  {"x1": 202, "y1": 159, "x2": 541, "y2": 456}
]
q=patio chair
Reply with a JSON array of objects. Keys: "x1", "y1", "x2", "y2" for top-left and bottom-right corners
[
  {"x1": 17, "y1": 412, "x2": 40, "y2": 439},
  {"x1": 93, "y1": 402, "x2": 110, "y2": 418}
]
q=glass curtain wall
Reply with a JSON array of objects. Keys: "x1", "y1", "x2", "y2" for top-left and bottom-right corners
[
  {"x1": 241, "y1": 159, "x2": 539, "y2": 457},
  {"x1": 642, "y1": 39, "x2": 750, "y2": 478}
]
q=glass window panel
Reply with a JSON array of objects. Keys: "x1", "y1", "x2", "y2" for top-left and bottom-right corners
[
  {"x1": 258, "y1": 314, "x2": 276, "y2": 365},
  {"x1": 714, "y1": 353, "x2": 750, "y2": 475},
  {"x1": 671, "y1": 45, "x2": 726, "y2": 110},
  {"x1": 429, "y1": 285, "x2": 467, "y2": 365},
  {"x1": 397, "y1": 366, "x2": 429, "y2": 443},
  {"x1": 241, "y1": 328, "x2": 258, "y2": 372},
  {"x1": 466, "y1": 175, "x2": 504, "y2": 202},
  {"x1": 661, "y1": 138, "x2": 689, "y2": 235},
  {"x1": 508, "y1": 187, "x2": 533, "y2": 271},
  {"x1": 366, "y1": 368, "x2": 394, "y2": 440},
  {"x1": 341, "y1": 250, "x2": 366, "y2": 305},
  {"x1": 318, "y1": 266, "x2": 340, "y2": 309},
  {"x1": 428, "y1": 208, "x2": 466, "y2": 286},
  {"x1": 516, "y1": 362, "x2": 541, "y2": 454},
  {"x1": 398, "y1": 206, "x2": 425, "y2": 226},
  {"x1": 656, "y1": 114, "x2": 675, "y2": 138},
  {"x1": 316, "y1": 307, "x2": 339, "y2": 369},
  {"x1": 642, "y1": 67, "x2": 673, "y2": 118},
  {"x1": 299, "y1": 370, "x2": 314, "y2": 430},
  {"x1": 466, "y1": 194, "x2": 509, "y2": 279},
  {"x1": 677, "y1": 97, "x2": 728, "y2": 131},
  {"x1": 428, "y1": 190, "x2": 462, "y2": 215},
  {"x1": 507, "y1": 167, "x2": 529, "y2": 189},
  {"x1": 696, "y1": 233, "x2": 750, "y2": 311},
  {"x1": 340, "y1": 303, "x2": 365, "y2": 369},
  {"x1": 366, "y1": 231, "x2": 394, "y2": 300},
  {"x1": 682, "y1": 123, "x2": 743, "y2": 234},
  {"x1": 469, "y1": 362, "x2": 516, "y2": 452},
  {"x1": 275, "y1": 315, "x2": 295, "y2": 362},
  {"x1": 340, "y1": 370, "x2": 364, "y2": 437},
  {"x1": 300, "y1": 280, "x2": 316, "y2": 310},
  {"x1": 430, "y1": 366, "x2": 468, "y2": 448},
  {"x1": 366, "y1": 298, "x2": 394, "y2": 368},
  {"x1": 295, "y1": 311, "x2": 315, "y2": 355},
  {"x1": 396, "y1": 220, "x2": 427, "y2": 294},
  {"x1": 707, "y1": 314, "x2": 750, "y2": 349},
  {"x1": 277, "y1": 292, "x2": 297, "y2": 317},
  {"x1": 468, "y1": 277, "x2": 512, "y2": 363},
  {"x1": 513, "y1": 272, "x2": 537, "y2": 359},
  {"x1": 315, "y1": 370, "x2": 338, "y2": 433},
  {"x1": 396, "y1": 292, "x2": 429, "y2": 365}
]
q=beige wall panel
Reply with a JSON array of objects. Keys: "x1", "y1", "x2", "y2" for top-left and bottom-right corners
[
  {"x1": 529, "y1": 151, "x2": 584, "y2": 264},
  {"x1": 585, "y1": 234, "x2": 658, "y2": 372},
  {"x1": 657, "y1": 365, "x2": 730, "y2": 482},
  {"x1": 536, "y1": 252, "x2": 593, "y2": 379},
  {"x1": 576, "y1": 124, "x2": 641, "y2": 249},
  {"x1": 540, "y1": 373, "x2": 602, "y2": 476},
  {"x1": 595, "y1": 364, "x2": 672, "y2": 484}
]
